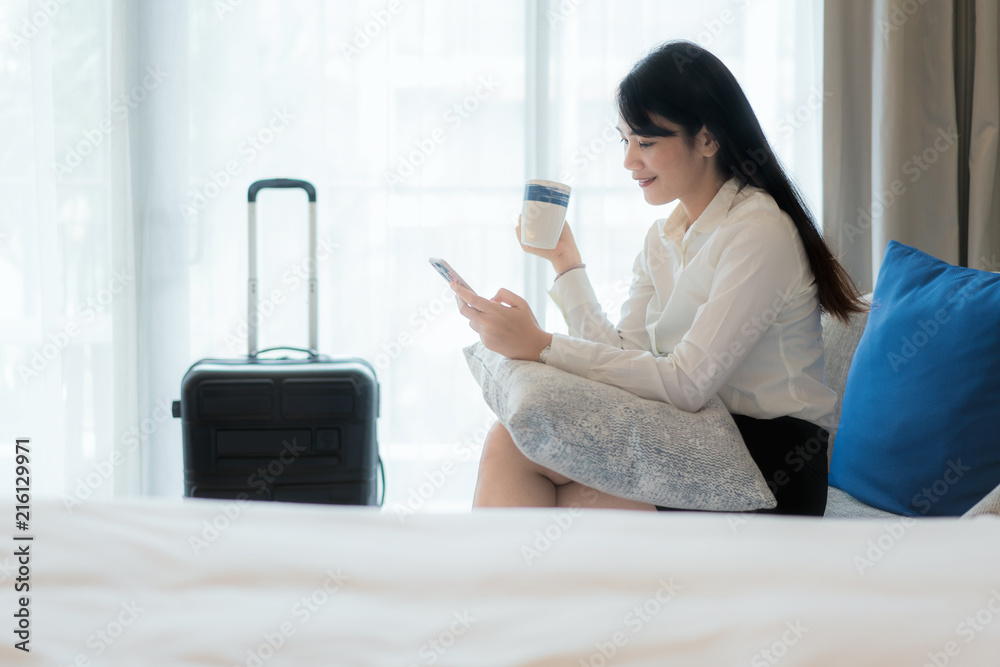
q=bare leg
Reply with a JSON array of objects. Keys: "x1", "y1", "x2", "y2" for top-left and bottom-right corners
[
  {"x1": 473, "y1": 422, "x2": 573, "y2": 507},
  {"x1": 473, "y1": 422, "x2": 657, "y2": 511},
  {"x1": 555, "y1": 481, "x2": 657, "y2": 511}
]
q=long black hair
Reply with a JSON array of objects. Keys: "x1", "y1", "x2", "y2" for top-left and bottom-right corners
[{"x1": 617, "y1": 40, "x2": 865, "y2": 322}]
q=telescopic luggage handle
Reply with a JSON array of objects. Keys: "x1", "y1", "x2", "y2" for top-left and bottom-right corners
[
  {"x1": 247, "y1": 179, "x2": 318, "y2": 357},
  {"x1": 248, "y1": 178, "x2": 316, "y2": 203}
]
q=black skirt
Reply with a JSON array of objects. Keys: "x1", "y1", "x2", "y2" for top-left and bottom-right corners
[{"x1": 656, "y1": 413, "x2": 831, "y2": 516}]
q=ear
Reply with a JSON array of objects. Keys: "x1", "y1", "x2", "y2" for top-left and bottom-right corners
[{"x1": 694, "y1": 125, "x2": 720, "y2": 158}]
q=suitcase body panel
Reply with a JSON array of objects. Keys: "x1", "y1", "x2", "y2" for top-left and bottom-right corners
[{"x1": 177, "y1": 356, "x2": 380, "y2": 505}]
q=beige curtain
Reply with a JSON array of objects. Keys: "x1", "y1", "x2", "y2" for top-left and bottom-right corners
[
  {"x1": 969, "y1": 0, "x2": 1000, "y2": 272},
  {"x1": 823, "y1": 0, "x2": 1000, "y2": 290}
]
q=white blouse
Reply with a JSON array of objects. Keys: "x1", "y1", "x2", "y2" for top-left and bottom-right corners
[{"x1": 546, "y1": 177, "x2": 837, "y2": 431}]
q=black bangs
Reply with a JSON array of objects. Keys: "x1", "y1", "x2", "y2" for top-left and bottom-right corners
[
  {"x1": 616, "y1": 46, "x2": 702, "y2": 138},
  {"x1": 616, "y1": 75, "x2": 667, "y2": 137}
]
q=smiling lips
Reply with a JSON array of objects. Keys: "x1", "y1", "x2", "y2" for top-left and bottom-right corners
[{"x1": 636, "y1": 177, "x2": 656, "y2": 188}]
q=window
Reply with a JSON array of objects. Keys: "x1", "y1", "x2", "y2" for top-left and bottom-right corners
[{"x1": 1, "y1": 0, "x2": 823, "y2": 511}]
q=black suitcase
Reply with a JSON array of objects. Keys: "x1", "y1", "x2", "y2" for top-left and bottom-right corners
[{"x1": 172, "y1": 178, "x2": 382, "y2": 505}]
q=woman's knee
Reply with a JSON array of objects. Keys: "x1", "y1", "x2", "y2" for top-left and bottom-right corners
[
  {"x1": 478, "y1": 422, "x2": 572, "y2": 485},
  {"x1": 477, "y1": 423, "x2": 524, "y2": 477},
  {"x1": 479, "y1": 422, "x2": 520, "y2": 464}
]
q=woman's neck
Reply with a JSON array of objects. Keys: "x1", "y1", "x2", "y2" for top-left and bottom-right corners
[{"x1": 680, "y1": 172, "x2": 729, "y2": 229}]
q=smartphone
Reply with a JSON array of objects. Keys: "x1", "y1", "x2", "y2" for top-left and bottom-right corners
[{"x1": 429, "y1": 257, "x2": 476, "y2": 293}]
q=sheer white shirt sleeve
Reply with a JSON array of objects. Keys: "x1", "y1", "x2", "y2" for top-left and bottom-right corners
[
  {"x1": 547, "y1": 236, "x2": 656, "y2": 351},
  {"x1": 544, "y1": 214, "x2": 807, "y2": 414}
]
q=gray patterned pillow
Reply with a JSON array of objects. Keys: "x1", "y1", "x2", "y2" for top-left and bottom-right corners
[{"x1": 463, "y1": 342, "x2": 776, "y2": 511}]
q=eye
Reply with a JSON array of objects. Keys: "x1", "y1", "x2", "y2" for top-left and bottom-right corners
[{"x1": 619, "y1": 137, "x2": 653, "y2": 149}]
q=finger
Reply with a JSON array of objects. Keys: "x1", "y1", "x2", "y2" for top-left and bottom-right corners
[
  {"x1": 455, "y1": 295, "x2": 481, "y2": 316},
  {"x1": 451, "y1": 282, "x2": 499, "y2": 312},
  {"x1": 493, "y1": 288, "x2": 529, "y2": 309},
  {"x1": 457, "y1": 299, "x2": 481, "y2": 319}
]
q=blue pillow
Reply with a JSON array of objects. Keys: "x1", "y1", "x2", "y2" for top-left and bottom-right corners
[{"x1": 829, "y1": 241, "x2": 1000, "y2": 516}]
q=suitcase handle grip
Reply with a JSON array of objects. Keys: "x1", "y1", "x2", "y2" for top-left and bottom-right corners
[
  {"x1": 247, "y1": 179, "x2": 319, "y2": 356},
  {"x1": 248, "y1": 179, "x2": 316, "y2": 202},
  {"x1": 250, "y1": 346, "x2": 320, "y2": 360}
]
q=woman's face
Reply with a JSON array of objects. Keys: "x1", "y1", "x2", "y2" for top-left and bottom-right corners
[{"x1": 617, "y1": 113, "x2": 720, "y2": 208}]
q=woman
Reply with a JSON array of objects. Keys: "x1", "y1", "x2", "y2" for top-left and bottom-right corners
[{"x1": 451, "y1": 41, "x2": 865, "y2": 516}]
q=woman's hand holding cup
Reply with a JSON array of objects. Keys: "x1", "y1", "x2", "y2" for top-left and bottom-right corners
[
  {"x1": 518, "y1": 179, "x2": 582, "y2": 274},
  {"x1": 515, "y1": 214, "x2": 583, "y2": 274}
]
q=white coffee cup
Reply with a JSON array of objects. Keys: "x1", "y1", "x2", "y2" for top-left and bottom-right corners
[{"x1": 520, "y1": 179, "x2": 571, "y2": 249}]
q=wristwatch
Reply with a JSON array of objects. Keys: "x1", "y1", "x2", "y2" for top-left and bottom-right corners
[{"x1": 538, "y1": 343, "x2": 552, "y2": 364}]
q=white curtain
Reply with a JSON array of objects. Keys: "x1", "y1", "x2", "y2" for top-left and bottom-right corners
[
  {"x1": 2, "y1": 0, "x2": 823, "y2": 510},
  {"x1": 2, "y1": 0, "x2": 141, "y2": 501},
  {"x1": 823, "y1": 0, "x2": 1000, "y2": 290}
]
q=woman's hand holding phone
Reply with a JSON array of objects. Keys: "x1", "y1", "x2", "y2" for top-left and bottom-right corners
[
  {"x1": 449, "y1": 282, "x2": 553, "y2": 362},
  {"x1": 431, "y1": 211, "x2": 578, "y2": 362},
  {"x1": 515, "y1": 214, "x2": 583, "y2": 274},
  {"x1": 429, "y1": 259, "x2": 551, "y2": 361}
]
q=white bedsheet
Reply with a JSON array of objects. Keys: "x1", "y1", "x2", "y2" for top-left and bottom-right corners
[{"x1": 2, "y1": 498, "x2": 999, "y2": 666}]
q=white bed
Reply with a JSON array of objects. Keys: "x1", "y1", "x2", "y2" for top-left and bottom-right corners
[{"x1": 3, "y1": 498, "x2": 1000, "y2": 666}]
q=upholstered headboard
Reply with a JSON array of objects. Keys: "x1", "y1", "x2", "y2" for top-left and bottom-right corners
[{"x1": 820, "y1": 294, "x2": 873, "y2": 454}]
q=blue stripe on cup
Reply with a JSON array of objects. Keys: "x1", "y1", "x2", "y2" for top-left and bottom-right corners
[{"x1": 524, "y1": 184, "x2": 570, "y2": 208}]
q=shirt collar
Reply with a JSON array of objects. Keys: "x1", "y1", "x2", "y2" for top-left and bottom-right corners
[{"x1": 658, "y1": 177, "x2": 742, "y2": 244}]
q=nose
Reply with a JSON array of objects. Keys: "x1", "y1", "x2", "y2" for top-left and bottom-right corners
[{"x1": 623, "y1": 140, "x2": 642, "y2": 172}]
